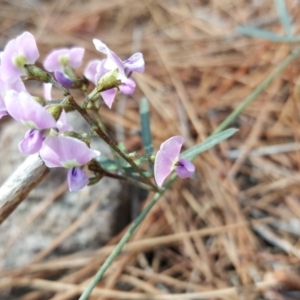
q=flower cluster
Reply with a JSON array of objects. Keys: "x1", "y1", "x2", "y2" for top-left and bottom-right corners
[
  {"x1": 0, "y1": 32, "x2": 102, "y2": 191},
  {"x1": 0, "y1": 31, "x2": 195, "y2": 192}
]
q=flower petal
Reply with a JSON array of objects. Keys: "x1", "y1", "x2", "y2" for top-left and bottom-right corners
[
  {"x1": 0, "y1": 98, "x2": 8, "y2": 119},
  {"x1": 40, "y1": 136, "x2": 100, "y2": 168},
  {"x1": 154, "y1": 136, "x2": 185, "y2": 187},
  {"x1": 56, "y1": 110, "x2": 73, "y2": 133},
  {"x1": 0, "y1": 77, "x2": 26, "y2": 118},
  {"x1": 54, "y1": 71, "x2": 73, "y2": 88},
  {"x1": 159, "y1": 136, "x2": 185, "y2": 162},
  {"x1": 69, "y1": 47, "x2": 85, "y2": 68},
  {"x1": 101, "y1": 88, "x2": 117, "y2": 109},
  {"x1": 44, "y1": 48, "x2": 69, "y2": 72},
  {"x1": 154, "y1": 150, "x2": 173, "y2": 187},
  {"x1": 176, "y1": 158, "x2": 195, "y2": 179},
  {"x1": 119, "y1": 78, "x2": 136, "y2": 95},
  {"x1": 0, "y1": 39, "x2": 24, "y2": 82},
  {"x1": 18, "y1": 129, "x2": 44, "y2": 154},
  {"x1": 17, "y1": 32, "x2": 39, "y2": 64},
  {"x1": 67, "y1": 167, "x2": 89, "y2": 192},
  {"x1": 7, "y1": 77, "x2": 27, "y2": 92},
  {"x1": 123, "y1": 52, "x2": 145, "y2": 76},
  {"x1": 43, "y1": 83, "x2": 52, "y2": 100},
  {"x1": 5, "y1": 91, "x2": 56, "y2": 129},
  {"x1": 84, "y1": 60, "x2": 101, "y2": 84},
  {"x1": 0, "y1": 32, "x2": 39, "y2": 83}
]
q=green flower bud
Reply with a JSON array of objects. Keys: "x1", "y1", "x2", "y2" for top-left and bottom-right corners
[
  {"x1": 46, "y1": 105, "x2": 62, "y2": 121},
  {"x1": 96, "y1": 68, "x2": 121, "y2": 92},
  {"x1": 25, "y1": 64, "x2": 52, "y2": 82}
]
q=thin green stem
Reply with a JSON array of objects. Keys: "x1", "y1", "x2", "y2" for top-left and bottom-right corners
[
  {"x1": 213, "y1": 47, "x2": 300, "y2": 135},
  {"x1": 88, "y1": 159, "x2": 154, "y2": 191},
  {"x1": 78, "y1": 47, "x2": 300, "y2": 300},
  {"x1": 49, "y1": 77, "x2": 70, "y2": 96},
  {"x1": 78, "y1": 175, "x2": 176, "y2": 300}
]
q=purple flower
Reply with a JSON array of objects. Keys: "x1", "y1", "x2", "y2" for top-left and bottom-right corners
[
  {"x1": 83, "y1": 39, "x2": 144, "y2": 108},
  {"x1": 0, "y1": 77, "x2": 26, "y2": 119},
  {"x1": 43, "y1": 47, "x2": 85, "y2": 87},
  {"x1": 154, "y1": 136, "x2": 195, "y2": 187},
  {"x1": 44, "y1": 47, "x2": 85, "y2": 71},
  {"x1": 0, "y1": 32, "x2": 39, "y2": 83},
  {"x1": 40, "y1": 136, "x2": 100, "y2": 191},
  {"x1": 40, "y1": 136, "x2": 100, "y2": 168},
  {"x1": 5, "y1": 90, "x2": 57, "y2": 154}
]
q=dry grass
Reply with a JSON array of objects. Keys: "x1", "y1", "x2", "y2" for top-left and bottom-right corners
[{"x1": 1, "y1": 0, "x2": 300, "y2": 299}]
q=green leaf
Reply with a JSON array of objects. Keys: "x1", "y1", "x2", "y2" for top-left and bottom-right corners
[
  {"x1": 237, "y1": 26, "x2": 300, "y2": 43},
  {"x1": 122, "y1": 167, "x2": 152, "y2": 178},
  {"x1": 274, "y1": 0, "x2": 293, "y2": 36},
  {"x1": 181, "y1": 128, "x2": 238, "y2": 161},
  {"x1": 96, "y1": 156, "x2": 146, "y2": 172},
  {"x1": 95, "y1": 157, "x2": 119, "y2": 171},
  {"x1": 139, "y1": 98, "x2": 153, "y2": 156}
]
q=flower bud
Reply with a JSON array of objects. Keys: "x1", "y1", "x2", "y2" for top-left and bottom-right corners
[
  {"x1": 33, "y1": 96, "x2": 46, "y2": 106},
  {"x1": 88, "y1": 176, "x2": 103, "y2": 185},
  {"x1": 96, "y1": 68, "x2": 121, "y2": 92},
  {"x1": 25, "y1": 64, "x2": 52, "y2": 82},
  {"x1": 46, "y1": 105, "x2": 62, "y2": 121},
  {"x1": 149, "y1": 154, "x2": 155, "y2": 163}
]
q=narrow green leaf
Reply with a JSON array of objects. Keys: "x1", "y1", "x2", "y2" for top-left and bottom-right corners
[
  {"x1": 237, "y1": 26, "x2": 300, "y2": 43},
  {"x1": 96, "y1": 156, "x2": 146, "y2": 171},
  {"x1": 274, "y1": 0, "x2": 293, "y2": 36},
  {"x1": 139, "y1": 98, "x2": 153, "y2": 156},
  {"x1": 182, "y1": 128, "x2": 238, "y2": 161},
  {"x1": 123, "y1": 167, "x2": 152, "y2": 178}
]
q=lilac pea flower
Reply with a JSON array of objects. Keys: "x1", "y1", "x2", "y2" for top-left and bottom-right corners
[
  {"x1": 154, "y1": 136, "x2": 195, "y2": 187},
  {"x1": 0, "y1": 77, "x2": 26, "y2": 119},
  {"x1": 87, "y1": 39, "x2": 144, "y2": 108},
  {"x1": 40, "y1": 136, "x2": 100, "y2": 168},
  {"x1": 0, "y1": 32, "x2": 39, "y2": 83},
  {"x1": 44, "y1": 47, "x2": 85, "y2": 72},
  {"x1": 5, "y1": 90, "x2": 56, "y2": 154},
  {"x1": 84, "y1": 40, "x2": 144, "y2": 109},
  {"x1": 40, "y1": 136, "x2": 100, "y2": 191},
  {"x1": 44, "y1": 47, "x2": 85, "y2": 87},
  {"x1": 84, "y1": 59, "x2": 116, "y2": 108}
]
